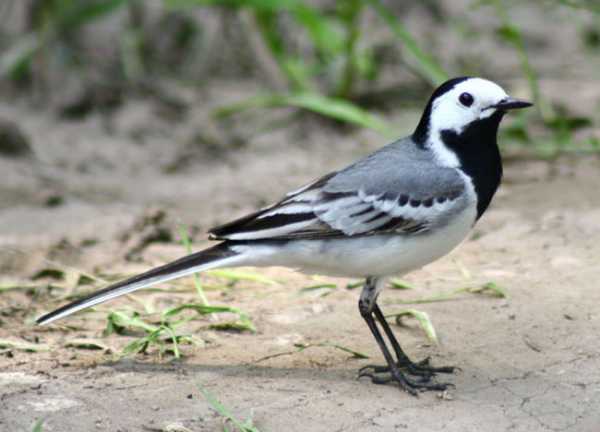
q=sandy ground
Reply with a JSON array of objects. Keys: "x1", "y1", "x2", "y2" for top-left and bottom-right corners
[{"x1": 0, "y1": 91, "x2": 599, "y2": 432}]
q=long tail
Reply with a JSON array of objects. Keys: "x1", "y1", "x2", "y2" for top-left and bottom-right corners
[{"x1": 36, "y1": 242, "x2": 246, "y2": 325}]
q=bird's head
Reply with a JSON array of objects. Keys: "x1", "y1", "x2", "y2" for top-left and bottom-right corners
[{"x1": 413, "y1": 77, "x2": 532, "y2": 166}]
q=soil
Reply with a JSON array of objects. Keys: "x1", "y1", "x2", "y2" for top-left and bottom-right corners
[{"x1": 1, "y1": 94, "x2": 600, "y2": 432}]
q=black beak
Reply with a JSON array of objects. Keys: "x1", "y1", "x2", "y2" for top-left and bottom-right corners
[{"x1": 492, "y1": 97, "x2": 533, "y2": 111}]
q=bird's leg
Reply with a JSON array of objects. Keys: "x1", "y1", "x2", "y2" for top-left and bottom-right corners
[
  {"x1": 357, "y1": 277, "x2": 452, "y2": 393},
  {"x1": 358, "y1": 279, "x2": 454, "y2": 377},
  {"x1": 370, "y1": 303, "x2": 455, "y2": 376}
]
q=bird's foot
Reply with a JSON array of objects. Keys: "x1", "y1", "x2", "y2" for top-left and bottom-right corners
[
  {"x1": 358, "y1": 365, "x2": 454, "y2": 395},
  {"x1": 358, "y1": 356, "x2": 455, "y2": 380}
]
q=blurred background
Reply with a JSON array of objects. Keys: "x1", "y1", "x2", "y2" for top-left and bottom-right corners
[
  {"x1": 1, "y1": 0, "x2": 599, "y2": 215},
  {"x1": 1, "y1": 2, "x2": 600, "y2": 430},
  {"x1": 1, "y1": 0, "x2": 598, "y2": 241}
]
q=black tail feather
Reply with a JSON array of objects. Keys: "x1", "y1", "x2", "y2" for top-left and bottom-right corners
[{"x1": 36, "y1": 242, "x2": 237, "y2": 325}]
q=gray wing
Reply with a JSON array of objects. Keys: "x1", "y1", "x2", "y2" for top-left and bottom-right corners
[{"x1": 209, "y1": 139, "x2": 468, "y2": 241}]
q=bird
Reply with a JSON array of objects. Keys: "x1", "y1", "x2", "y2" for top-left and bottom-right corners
[{"x1": 36, "y1": 76, "x2": 532, "y2": 395}]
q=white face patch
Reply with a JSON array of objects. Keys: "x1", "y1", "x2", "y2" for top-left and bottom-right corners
[
  {"x1": 427, "y1": 78, "x2": 509, "y2": 168},
  {"x1": 431, "y1": 78, "x2": 509, "y2": 133}
]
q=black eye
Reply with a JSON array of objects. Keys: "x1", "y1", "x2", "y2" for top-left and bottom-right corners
[{"x1": 459, "y1": 92, "x2": 474, "y2": 107}]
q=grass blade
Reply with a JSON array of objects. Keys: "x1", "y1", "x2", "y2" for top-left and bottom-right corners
[
  {"x1": 291, "y1": 4, "x2": 343, "y2": 59},
  {"x1": 206, "y1": 269, "x2": 278, "y2": 285},
  {"x1": 55, "y1": 0, "x2": 129, "y2": 30},
  {"x1": 163, "y1": 324, "x2": 181, "y2": 358},
  {"x1": 198, "y1": 384, "x2": 262, "y2": 432},
  {"x1": 0, "y1": 33, "x2": 40, "y2": 80},
  {"x1": 294, "y1": 342, "x2": 369, "y2": 359},
  {"x1": 32, "y1": 419, "x2": 44, "y2": 432},
  {"x1": 0, "y1": 280, "x2": 41, "y2": 293},
  {"x1": 368, "y1": 0, "x2": 448, "y2": 86},
  {"x1": 104, "y1": 310, "x2": 159, "y2": 335},
  {"x1": 387, "y1": 282, "x2": 507, "y2": 305},
  {"x1": 216, "y1": 92, "x2": 393, "y2": 135},
  {"x1": 64, "y1": 338, "x2": 112, "y2": 352},
  {"x1": 488, "y1": 0, "x2": 552, "y2": 120},
  {"x1": 163, "y1": 303, "x2": 241, "y2": 318},
  {"x1": 253, "y1": 8, "x2": 311, "y2": 91},
  {"x1": 387, "y1": 309, "x2": 438, "y2": 344},
  {"x1": 177, "y1": 225, "x2": 209, "y2": 306},
  {"x1": 255, "y1": 341, "x2": 369, "y2": 363},
  {"x1": 299, "y1": 283, "x2": 337, "y2": 295},
  {"x1": 346, "y1": 280, "x2": 364, "y2": 290},
  {"x1": 275, "y1": 93, "x2": 392, "y2": 134},
  {"x1": 325, "y1": 343, "x2": 370, "y2": 359},
  {"x1": 163, "y1": 303, "x2": 256, "y2": 332},
  {"x1": 468, "y1": 282, "x2": 506, "y2": 298},
  {"x1": 0, "y1": 339, "x2": 49, "y2": 352},
  {"x1": 554, "y1": 0, "x2": 600, "y2": 13},
  {"x1": 389, "y1": 279, "x2": 414, "y2": 290}
]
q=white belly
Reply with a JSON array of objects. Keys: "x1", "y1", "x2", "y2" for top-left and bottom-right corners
[{"x1": 235, "y1": 205, "x2": 477, "y2": 278}]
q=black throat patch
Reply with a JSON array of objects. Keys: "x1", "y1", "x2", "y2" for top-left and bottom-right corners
[{"x1": 440, "y1": 112, "x2": 504, "y2": 219}]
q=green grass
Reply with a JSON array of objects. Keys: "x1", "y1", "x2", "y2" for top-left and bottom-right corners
[
  {"x1": 386, "y1": 282, "x2": 507, "y2": 306},
  {"x1": 22, "y1": 225, "x2": 261, "y2": 359},
  {"x1": 0, "y1": 0, "x2": 129, "y2": 81},
  {"x1": 99, "y1": 223, "x2": 263, "y2": 358},
  {"x1": 389, "y1": 279, "x2": 415, "y2": 290},
  {"x1": 171, "y1": 0, "x2": 448, "y2": 134},
  {"x1": 1, "y1": 0, "x2": 597, "y2": 153},
  {"x1": 104, "y1": 310, "x2": 192, "y2": 359},
  {"x1": 103, "y1": 299, "x2": 256, "y2": 358},
  {"x1": 32, "y1": 419, "x2": 44, "y2": 432},
  {"x1": 382, "y1": 282, "x2": 507, "y2": 344},
  {"x1": 205, "y1": 269, "x2": 278, "y2": 286},
  {"x1": 300, "y1": 278, "x2": 413, "y2": 296},
  {"x1": 177, "y1": 225, "x2": 209, "y2": 306},
  {"x1": 253, "y1": 341, "x2": 369, "y2": 363},
  {"x1": 488, "y1": 0, "x2": 549, "y2": 120},
  {"x1": 367, "y1": 0, "x2": 448, "y2": 86},
  {"x1": 0, "y1": 339, "x2": 49, "y2": 352},
  {"x1": 198, "y1": 384, "x2": 262, "y2": 432},
  {"x1": 386, "y1": 309, "x2": 439, "y2": 344},
  {"x1": 209, "y1": 0, "x2": 452, "y2": 132},
  {"x1": 299, "y1": 283, "x2": 337, "y2": 297},
  {"x1": 0, "y1": 280, "x2": 43, "y2": 294},
  {"x1": 480, "y1": 0, "x2": 599, "y2": 157},
  {"x1": 215, "y1": 92, "x2": 394, "y2": 136}
]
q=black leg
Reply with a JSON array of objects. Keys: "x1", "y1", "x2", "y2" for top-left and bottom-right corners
[
  {"x1": 371, "y1": 303, "x2": 455, "y2": 376},
  {"x1": 356, "y1": 277, "x2": 454, "y2": 394},
  {"x1": 359, "y1": 300, "x2": 451, "y2": 394}
]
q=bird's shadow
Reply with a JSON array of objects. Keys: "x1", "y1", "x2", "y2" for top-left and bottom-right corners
[{"x1": 101, "y1": 358, "x2": 358, "y2": 383}]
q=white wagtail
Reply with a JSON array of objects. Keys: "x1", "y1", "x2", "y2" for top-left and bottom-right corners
[{"x1": 37, "y1": 77, "x2": 532, "y2": 394}]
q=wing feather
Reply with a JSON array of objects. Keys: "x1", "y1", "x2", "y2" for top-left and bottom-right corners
[
  {"x1": 209, "y1": 186, "x2": 465, "y2": 240},
  {"x1": 209, "y1": 139, "x2": 469, "y2": 241}
]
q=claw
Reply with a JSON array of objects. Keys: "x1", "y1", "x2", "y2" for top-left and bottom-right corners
[
  {"x1": 359, "y1": 364, "x2": 432, "y2": 382},
  {"x1": 358, "y1": 368, "x2": 451, "y2": 395},
  {"x1": 358, "y1": 357, "x2": 454, "y2": 380},
  {"x1": 411, "y1": 381, "x2": 452, "y2": 392},
  {"x1": 416, "y1": 356, "x2": 431, "y2": 367},
  {"x1": 358, "y1": 364, "x2": 381, "y2": 375},
  {"x1": 376, "y1": 372, "x2": 418, "y2": 396},
  {"x1": 357, "y1": 370, "x2": 374, "y2": 380}
]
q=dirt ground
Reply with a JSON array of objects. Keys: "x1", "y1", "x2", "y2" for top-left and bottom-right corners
[{"x1": 1, "y1": 88, "x2": 600, "y2": 432}]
